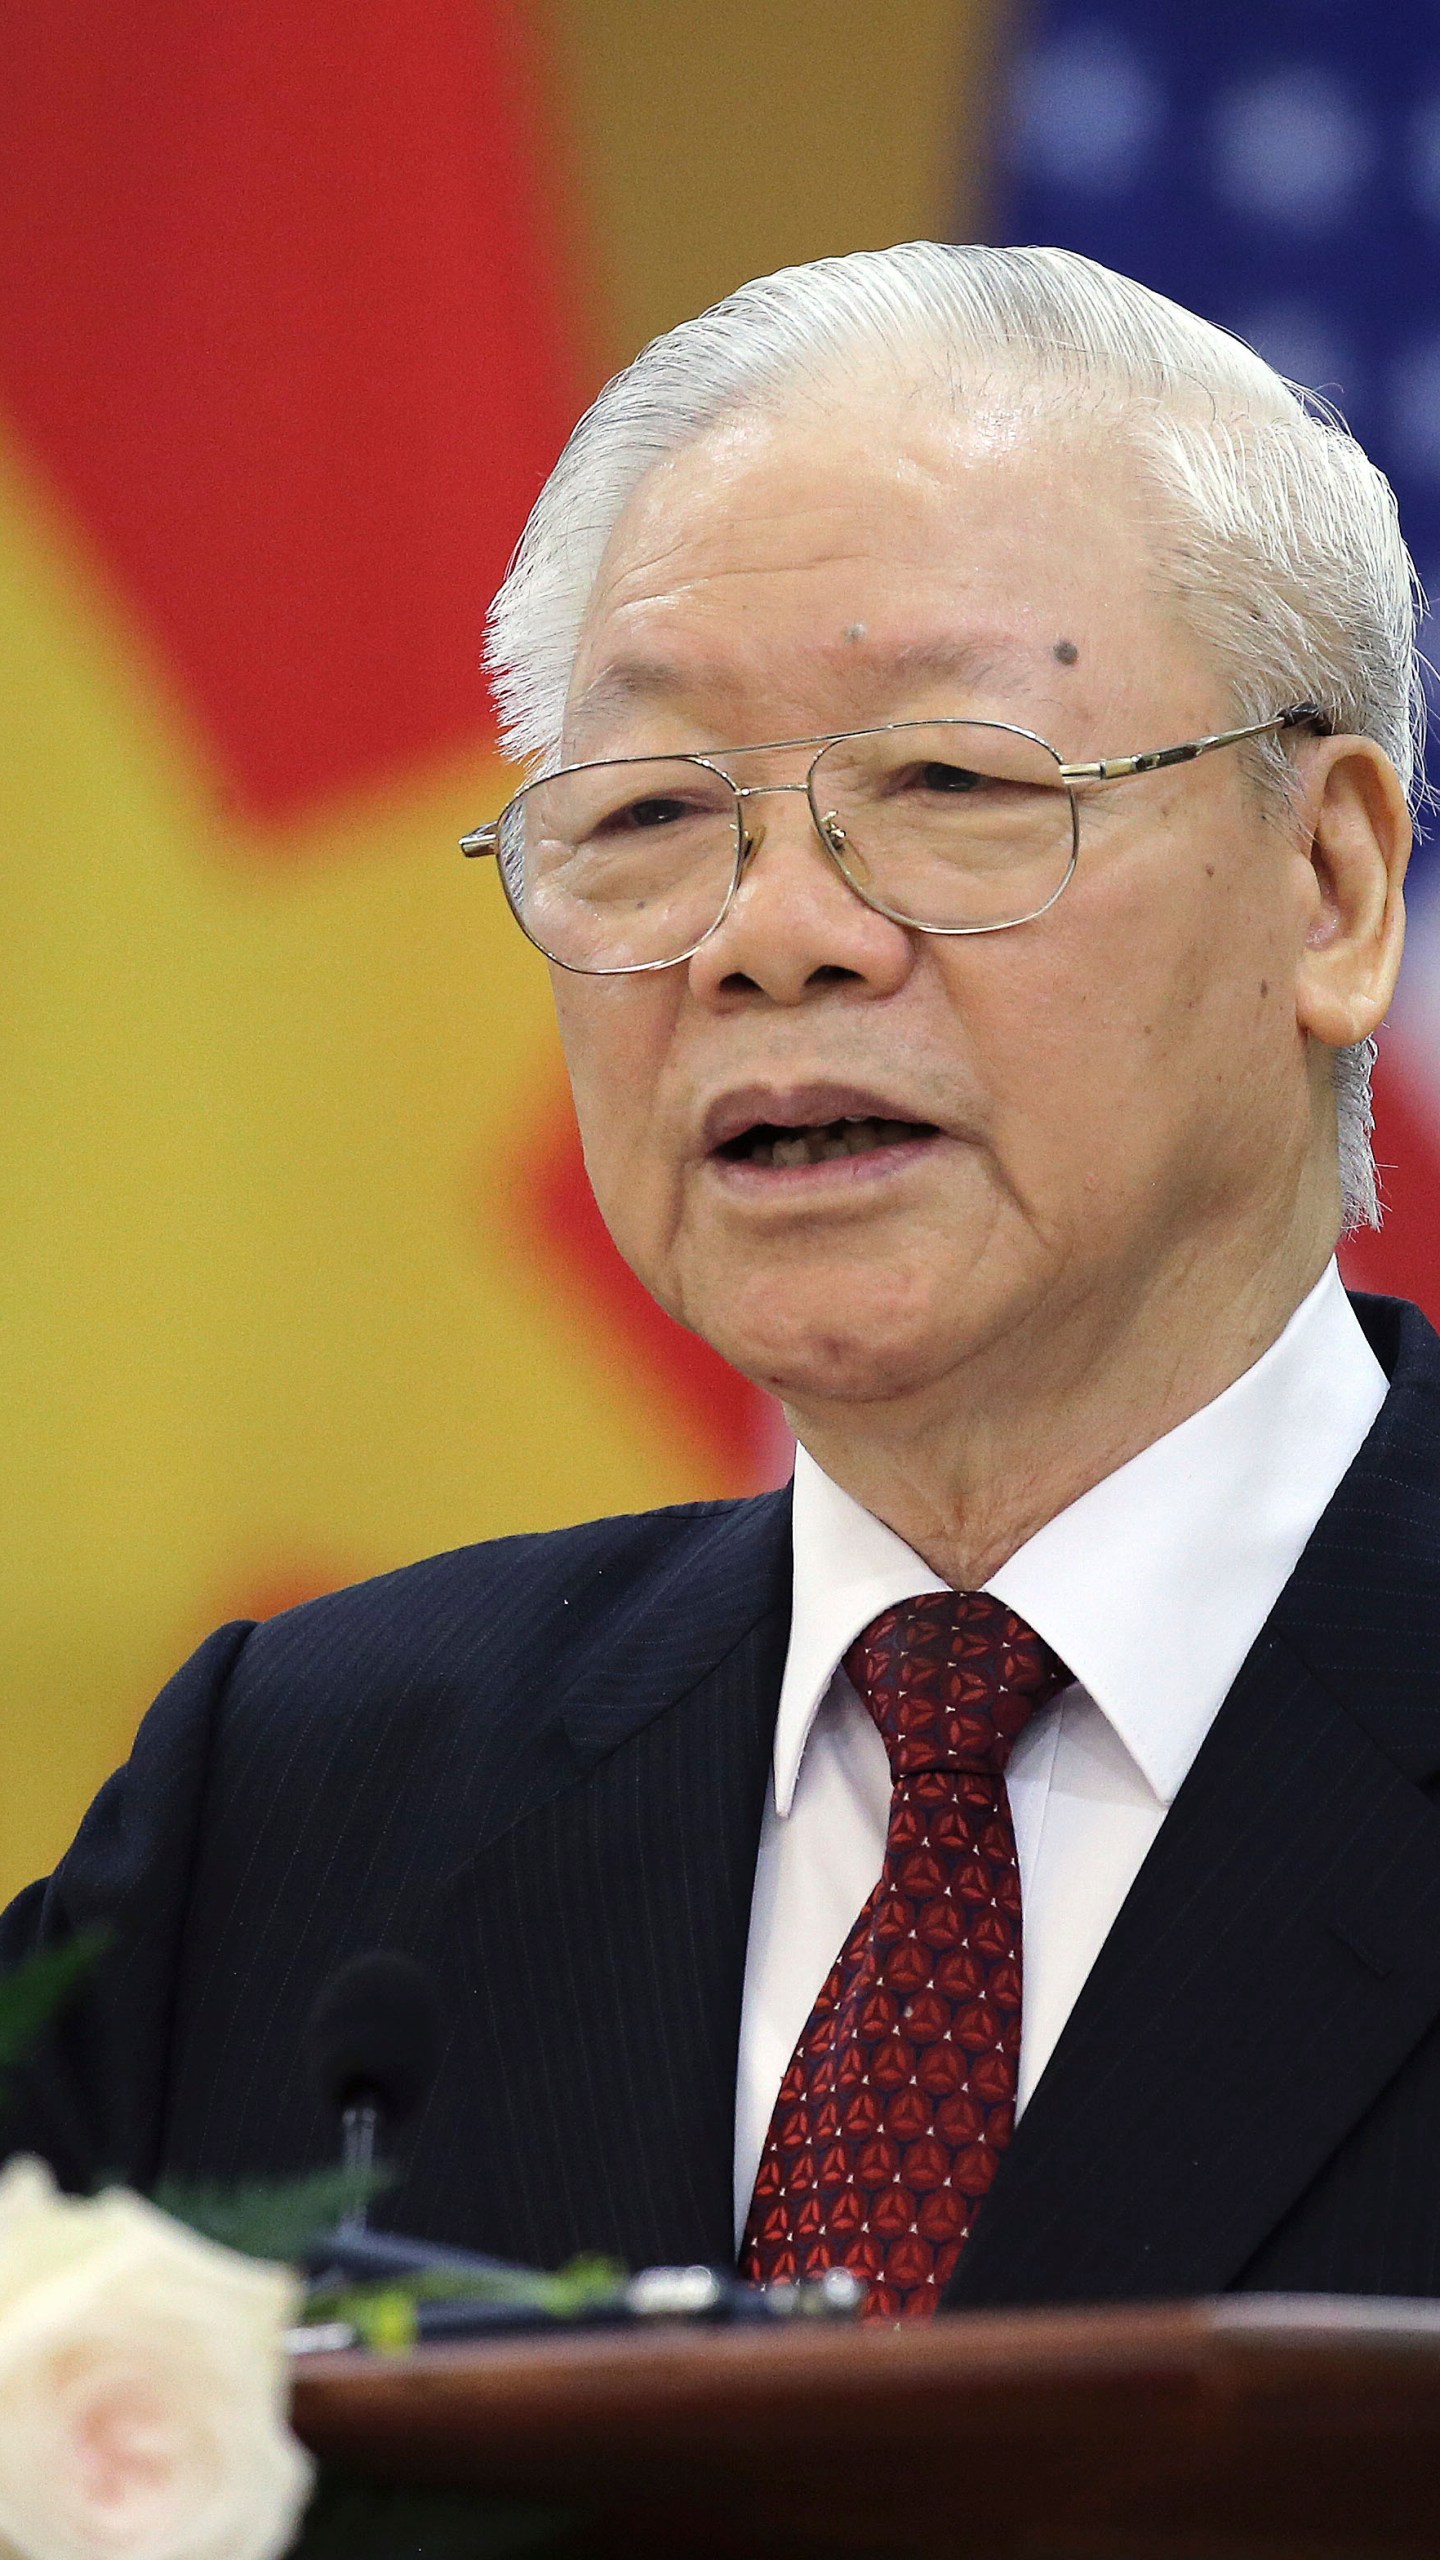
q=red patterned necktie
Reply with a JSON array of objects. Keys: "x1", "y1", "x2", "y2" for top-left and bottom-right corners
[{"x1": 741, "y1": 1592, "x2": 1071, "y2": 2320}]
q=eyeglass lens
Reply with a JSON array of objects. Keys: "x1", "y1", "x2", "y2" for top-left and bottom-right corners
[{"x1": 498, "y1": 724, "x2": 1078, "y2": 973}]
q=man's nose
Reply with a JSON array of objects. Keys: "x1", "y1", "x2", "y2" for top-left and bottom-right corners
[{"x1": 685, "y1": 787, "x2": 915, "y2": 1007}]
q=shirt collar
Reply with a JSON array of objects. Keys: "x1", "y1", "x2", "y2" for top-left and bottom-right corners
[{"x1": 777, "y1": 1262, "x2": 1387, "y2": 1817}]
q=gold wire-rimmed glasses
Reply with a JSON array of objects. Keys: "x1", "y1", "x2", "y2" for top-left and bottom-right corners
[{"x1": 459, "y1": 703, "x2": 1325, "y2": 977}]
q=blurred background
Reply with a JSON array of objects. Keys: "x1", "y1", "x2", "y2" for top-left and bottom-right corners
[{"x1": 3, "y1": 0, "x2": 1438, "y2": 1900}]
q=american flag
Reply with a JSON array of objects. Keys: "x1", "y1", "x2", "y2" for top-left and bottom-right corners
[{"x1": 994, "y1": 0, "x2": 1440, "y2": 1314}]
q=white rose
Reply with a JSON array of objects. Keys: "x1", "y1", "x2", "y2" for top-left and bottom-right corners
[{"x1": 0, "y1": 2159, "x2": 312, "y2": 2560}]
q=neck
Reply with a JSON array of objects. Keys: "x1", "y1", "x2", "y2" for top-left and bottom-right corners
[{"x1": 784, "y1": 1223, "x2": 1337, "y2": 1589}]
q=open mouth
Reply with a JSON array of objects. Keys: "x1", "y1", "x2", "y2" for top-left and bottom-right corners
[{"x1": 716, "y1": 1115, "x2": 940, "y2": 1169}]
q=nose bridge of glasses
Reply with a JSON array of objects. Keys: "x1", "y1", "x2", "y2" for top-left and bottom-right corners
[{"x1": 725, "y1": 766, "x2": 864, "y2": 911}]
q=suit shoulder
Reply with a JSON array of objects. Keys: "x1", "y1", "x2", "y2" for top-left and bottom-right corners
[
  {"x1": 229, "y1": 1489, "x2": 791, "y2": 1710},
  {"x1": 266, "y1": 1494, "x2": 773, "y2": 1624}
]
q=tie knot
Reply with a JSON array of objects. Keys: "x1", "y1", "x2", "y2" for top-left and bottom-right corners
[{"x1": 842, "y1": 1591, "x2": 1071, "y2": 1780}]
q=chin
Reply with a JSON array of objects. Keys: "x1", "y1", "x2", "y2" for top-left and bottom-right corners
[{"x1": 689, "y1": 1282, "x2": 958, "y2": 1410}]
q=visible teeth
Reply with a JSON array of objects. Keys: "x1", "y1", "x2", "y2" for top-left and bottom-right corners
[{"x1": 741, "y1": 1114, "x2": 928, "y2": 1168}]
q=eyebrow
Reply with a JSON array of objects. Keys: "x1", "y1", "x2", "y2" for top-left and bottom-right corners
[
  {"x1": 567, "y1": 659, "x2": 687, "y2": 737},
  {"x1": 566, "y1": 633, "x2": 1034, "y2": 746}
]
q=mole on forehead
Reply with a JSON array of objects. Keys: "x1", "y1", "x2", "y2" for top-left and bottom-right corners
[{"x1": 1053, "y1": 638, "x2": 1080, "y2": 665}]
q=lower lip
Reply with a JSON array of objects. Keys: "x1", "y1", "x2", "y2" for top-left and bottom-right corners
[{"x1": 705, "y1": 1134, "x2": 945, "y2": 1195}]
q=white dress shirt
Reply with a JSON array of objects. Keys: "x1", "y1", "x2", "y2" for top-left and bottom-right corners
[{"x1": 733, "y1": 1261, "x2": 1388, "y2": 2240}]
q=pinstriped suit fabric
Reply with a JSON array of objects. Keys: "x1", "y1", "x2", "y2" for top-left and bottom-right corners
[
  {"x1": 0, "y1": 1496, "x2": 790, "y2": 2269},
  {"x1": 952, "y1": 1293, "x2": 1440, "y2": 2306},
  {"x1": 6, "y1": 1296, "x2": 1440, "y2": 2304}
]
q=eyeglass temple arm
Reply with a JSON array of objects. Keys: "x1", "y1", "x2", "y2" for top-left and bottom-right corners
[
  {"x1": 1060, "y1": 702, "x2": 1327, "y2": 785},
  {"x1": 457, "y1": 704, "x2": 1330, "y2": 850}
]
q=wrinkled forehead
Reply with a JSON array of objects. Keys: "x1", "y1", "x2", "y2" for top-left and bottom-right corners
[{"x1": 564, "y1": 389, "x2": 1190, "y2": 755}]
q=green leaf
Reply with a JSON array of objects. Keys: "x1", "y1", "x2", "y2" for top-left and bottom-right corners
[
  {"x1": 542, "y1": 2254, "x2": 625, "y2": 2317},
  {"x1": 302, "y1": 2251, "x2": 626, "y2": 2335},
  {"x1": 152, "y1": 2165, "x2": 390, "y2": 2261},
  {"x1": 0, "y1": 1931, "x2": 107, "y2": 2080},
  {"x1": 348, "y1": 2285, "x2": 418, "y2": 2355}
]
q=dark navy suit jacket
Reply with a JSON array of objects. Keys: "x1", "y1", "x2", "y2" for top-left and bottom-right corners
[{"x1": 7, "y1": 1290, "x2": 1440, "y2": 2307}]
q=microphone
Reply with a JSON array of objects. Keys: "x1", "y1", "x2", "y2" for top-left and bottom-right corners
[
  {"x1": 293, "y1": 1954, "x2": 866, "y2": 2344},
  {"x1": 304, "y1": 1951, "x2": 441, "y2": 2226}
]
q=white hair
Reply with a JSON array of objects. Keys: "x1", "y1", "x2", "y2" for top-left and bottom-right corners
[{"x1": 486, "y1": 242, "x2": 1424, "y2": 1232}]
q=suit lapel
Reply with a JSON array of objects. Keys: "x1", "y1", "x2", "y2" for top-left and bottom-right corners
[
  {"x1": 406, "y1": 1491, "x2": 792, "y2": 2272},
  {"x1": 949, "y1": 1294, "x2": 1440, "y2": 2308}
]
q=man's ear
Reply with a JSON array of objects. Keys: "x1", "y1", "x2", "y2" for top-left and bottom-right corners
[{"x1": 1293, "y1": 737, "x2": 1411, "y2": 1050}]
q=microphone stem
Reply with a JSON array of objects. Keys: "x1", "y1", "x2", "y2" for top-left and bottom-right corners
[{"x1": 339, "y1": 2098, "x2": 378, "y2": 2230}]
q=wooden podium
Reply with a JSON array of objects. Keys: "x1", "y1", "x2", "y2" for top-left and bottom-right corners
[{"x1": 291, "y1": 2293, "x2": 1440, "y2": 2556}]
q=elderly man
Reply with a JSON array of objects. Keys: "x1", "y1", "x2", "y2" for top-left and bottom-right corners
[{"x1": 1, "y1": 243, "x2": 1430, "y2": 2317}]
